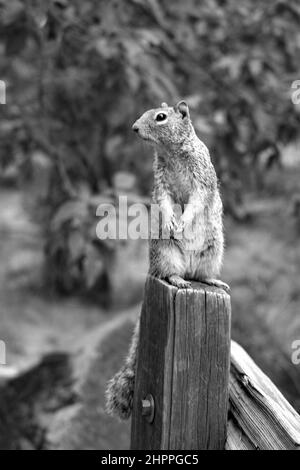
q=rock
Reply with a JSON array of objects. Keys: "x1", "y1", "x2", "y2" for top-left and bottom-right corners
[
  {"x1": 0, "y1": 353, "x2": 74, "y2": 449},
  {"x1": 0, "y1": 306, "x2": 138, "y2": 450}
]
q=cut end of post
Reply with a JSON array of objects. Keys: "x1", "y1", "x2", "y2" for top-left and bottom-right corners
[{"x1": 157, "y1": 277, "x2": 230, "y2": 296}]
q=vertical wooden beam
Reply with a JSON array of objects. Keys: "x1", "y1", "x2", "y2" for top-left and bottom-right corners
[{"x1": 131, "y1": 275, "x2": 231, "y2": 450}]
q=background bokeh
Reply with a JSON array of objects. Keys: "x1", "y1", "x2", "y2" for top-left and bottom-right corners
[{"x1": 0, "y1": 0, "x2": 300, "y2": 449}]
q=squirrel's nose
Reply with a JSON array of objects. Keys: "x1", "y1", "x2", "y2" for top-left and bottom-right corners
[{"x1": 132, "y1": 123, "x2": 139, "y2": 133}]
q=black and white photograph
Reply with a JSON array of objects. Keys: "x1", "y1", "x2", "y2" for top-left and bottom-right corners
[{"x1": 0, "y1": 0, "x2": 300, "y2": 453}]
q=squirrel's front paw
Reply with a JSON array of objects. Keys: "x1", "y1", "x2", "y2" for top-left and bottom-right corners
[
  {"x1": 177, "y1": 213, "x2": 193, "y2": 233},
  {"x1": 106, "y1": 366, "x2": 135, "y2": 420},
  {"x1": 162, "y1": 212, "x2": 178, "y2": 234}
]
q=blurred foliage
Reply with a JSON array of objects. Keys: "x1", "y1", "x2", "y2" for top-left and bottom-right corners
[{"x1": 0, "y1": 0, "x2": 300, "y2": 295}]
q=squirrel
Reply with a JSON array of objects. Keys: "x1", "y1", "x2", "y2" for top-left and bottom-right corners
[{"x1": 106, "y1": 100, "x2": 229, "y2": 420}]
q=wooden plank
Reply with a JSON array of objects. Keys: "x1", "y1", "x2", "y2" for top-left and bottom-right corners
[
  {"x1": 228, "y1": 341, "x2": 300, "y2": 450},
  {"x1": 131, "y1": 276, "x2": 177, "y2": 450},
  {"x1": 226, "y1": 416, "x2": 256, "y2": 450},
  {"x1": 131, "y1": 275, "x2": 231, "y2": 450}
]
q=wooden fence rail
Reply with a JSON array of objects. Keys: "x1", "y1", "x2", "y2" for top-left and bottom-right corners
[
  {"x1": 227, "y1": 341, "x2": 300, "y2": 450},
  {"x1": 130, "y1": 276, "x2": 300, "y2": 450}
]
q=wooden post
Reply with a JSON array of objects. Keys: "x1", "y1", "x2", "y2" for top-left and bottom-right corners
[{"x1": 131, "y1": 275, "x2": 231, "y2": 450}]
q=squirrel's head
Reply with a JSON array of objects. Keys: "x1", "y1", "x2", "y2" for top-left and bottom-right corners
[{"x1": 132, "y1": 101, "x2": 193, "y2": 147}]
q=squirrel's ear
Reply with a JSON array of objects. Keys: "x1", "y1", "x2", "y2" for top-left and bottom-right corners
[
  {"x1": 174, "y1": 100, "x2": 190, "y2": 119},
  {"x1": 161, "y1": 102, "x2": 168, "y2": 108}
]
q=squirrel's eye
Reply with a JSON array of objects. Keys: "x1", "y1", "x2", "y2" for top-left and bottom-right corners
[{"x1": 156, "y1": 113, "x2": 167, "y2": 122}]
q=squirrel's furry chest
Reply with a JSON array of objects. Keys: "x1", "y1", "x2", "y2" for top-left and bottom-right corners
[
  {"x1": 154, "y1": 153, "x2": 195, "y2": 207},
  {"x1": 166, "y1": 169, "x2": 193, "y2": 207}
]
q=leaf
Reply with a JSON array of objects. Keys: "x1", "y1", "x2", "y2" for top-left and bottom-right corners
[
  {"x1": 215, "y1": 54, "x2": 244, "y2": 80},
  {"x1": 51, "y1": 201, "x2": 89, "y2": 232},
  {"x1": 68, "y1": 230, "x2": 85, "y2": 262},
  {"x1": 84, "y1": 245, "x2": 104, "y2": 289},
  {"x1": 5, "y1": 25, "x2": 28, "y2": 56},
  {"x1": 113, "y1": 171, "x2": 137, "y2": 191},
  {"x1": 0, "y1": 0, "x2": 24, "y2": 26}
]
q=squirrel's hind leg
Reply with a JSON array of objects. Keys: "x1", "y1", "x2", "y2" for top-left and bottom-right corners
[
  {"x1": 150, "y1": 239, "x2": 188, "y2": 288},
  {"x1": 201, "y1": 278, "x2": 230, "y2": 292},
  {"x1": 189, "y1": 237, "x2": 229, "y2": 292}
]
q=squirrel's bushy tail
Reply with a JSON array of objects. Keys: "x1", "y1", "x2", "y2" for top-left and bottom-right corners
[{"x1": 105, "y1": 316, "x2": 140, "y2": 420}]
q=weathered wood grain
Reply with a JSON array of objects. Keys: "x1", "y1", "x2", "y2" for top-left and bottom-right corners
[
  {"x1": 131, "y1": 276, "x2": 177, "y2": 449},
  {"x1": 131, "y1": 275, "x2": 231, "y2": 450},
  {"x1": 226, "y1": 341, "x2": 300, "y2": 450},
  {"x1": 226, "y1": 416, "x2": 257, "y2": 450}
]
